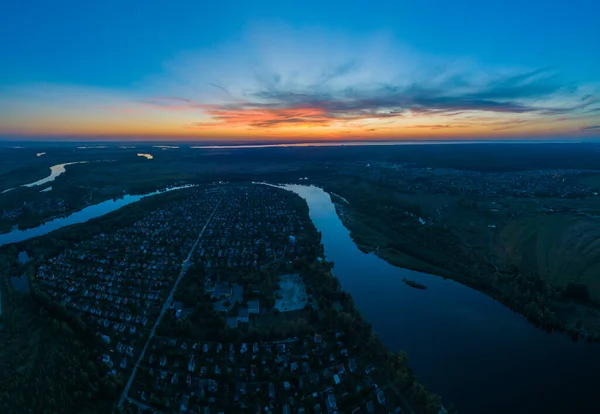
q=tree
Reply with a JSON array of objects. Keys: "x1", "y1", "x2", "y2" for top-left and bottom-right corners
[{"x1": 564, "y1": 283, "x2": 590, "y2": 302}]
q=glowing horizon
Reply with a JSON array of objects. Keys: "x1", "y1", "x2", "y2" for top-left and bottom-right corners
[{"x1": 1, "y1": 4, "x2": 599, "y2": 141}]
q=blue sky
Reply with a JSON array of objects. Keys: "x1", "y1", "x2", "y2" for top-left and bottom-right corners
[{"x1": 1, "y1": 0, "x2": 599, "y2": 140}]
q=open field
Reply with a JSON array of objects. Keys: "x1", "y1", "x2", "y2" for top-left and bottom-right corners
[
  {"x1": 315, "y1": 172, "x2": 600, "y2": 337},
  {"x1": 497, "y1": 214, "x2": 600, "y2": 300},
  {"x1": 274, "y1": 274, "x2": 308, "y2": 312}
]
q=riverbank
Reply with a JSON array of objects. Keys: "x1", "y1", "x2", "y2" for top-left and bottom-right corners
[
  {"x1": 324, "y1": 181, "x2": 600, "y2": 341},
  {"x1": 0, "y1": 180, "x2": 196, "y2": 236},
  {"x1": 281, "y1": 183, "x2": 600, "y2": 414},
  {"x1": 0, "y1": 185, "x2": 197, "y2": 245},
  {"x1": 333, "y1": 202, "x2": 456, "y2": 279},
  {"x1": 1, "y1": 182, "x2": 452, "y2": 413},
  {"x1": 261, "y1": 185, "x2": 454, "y2": 413},
  {"x1": 259, "y1": 184, "x2": 452, "y2": 412}
]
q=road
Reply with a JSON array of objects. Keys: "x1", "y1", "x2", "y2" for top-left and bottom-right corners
[
  {"x1": 126, "y1": 397, "x2": 162, "y2": 413},
  {"x1": 117, "y1": 194, "x2": 224, "y2": 409}
]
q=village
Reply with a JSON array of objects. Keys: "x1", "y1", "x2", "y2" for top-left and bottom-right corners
[
  {"x1": 34, "y1": 187, "x2": 224, "y2": 374},
  {"x1": 29, "y1": 184, "x2": 404, "y2": 413},
  {"x1": 336, "y1": 161, "x2": 600, "y2": 199},
  {"x1": 125, "y1": 331, "x2": 395, "y2": 414}
]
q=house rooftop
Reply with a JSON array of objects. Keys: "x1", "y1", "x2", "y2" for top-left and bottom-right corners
[
  {"x1": 248, "y1": 299, "x2": 260, "y2": 313},
  {"x1": 226, "y1": 316, "x2": 238, "y2": 328}
]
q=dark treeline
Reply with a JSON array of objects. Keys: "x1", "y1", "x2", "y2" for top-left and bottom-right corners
[
  {"x1": 0, "y1": 187, "x2": 213, "y2": 412},
  {"x1": 0, "y1": 250, "x2": 115, "y2": 414},
  {"x1": 9, "y1": 186, "x2": 200, "y2": 259},
  {"x1": 320, "y1": 177, "x2": 600, "y2": 341}
]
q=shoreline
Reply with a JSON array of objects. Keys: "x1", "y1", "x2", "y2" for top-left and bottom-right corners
[
  {"x1": 0, "y1": 184, "x2": 197, "y2": 240},
  {"x1": 1, "y1": 183, "x2": 454, "y2": 413},
  {"x1": 284, "y1": 188, "x2": 454, "y2": 413},
  {"x1": 327, "y1": 191, "x2": 600, "y2": 342}
]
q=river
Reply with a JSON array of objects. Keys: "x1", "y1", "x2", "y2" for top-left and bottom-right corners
[
  {"x1": 1, "y1": 182, "x2": 598, "y2": 412},
  {"x1": 0, "y1": 185, "x2": 195, "y2": 246},
  {"x1": 279, "y1": 184, "x2": 600, "y2": 414},
  {"x1": 1, "y1": 161, "x2": 89, "y2": 194}
]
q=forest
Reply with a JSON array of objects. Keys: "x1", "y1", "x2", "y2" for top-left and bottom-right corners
[
  {"x1": 314, "y1": 175, "x2": 600, "y2": 341},
  {"x1": 0, "y1": 246, "x2": 116, "y2": 414}
]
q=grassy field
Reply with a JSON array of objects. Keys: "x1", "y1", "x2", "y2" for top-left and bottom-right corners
[
  {"x1": 332, "y1": 180, "x2": 600, "y2": 305},
  {"x1": 315, "y1": 175, "x2": 600, "y2": 337},
  {"x1": 497, "y1": 214, "x2": 600, "y2": 300}
]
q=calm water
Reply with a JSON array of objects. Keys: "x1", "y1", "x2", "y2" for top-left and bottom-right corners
[
  {"x1": 281, "y1": 184, "x2": 600, "y2": 414},
  {"x1": 1, "y1": 162, "x2": 88, "y2": 194},
  {"x1": 17, "y1": 251, "x2": 30, "y2": 264},
  {"x1": 0, "y1": 185, "x2": 195, "y2": 246},
  {"x1": 2, "y1": 180, "x2": 599, "y2": 412}
]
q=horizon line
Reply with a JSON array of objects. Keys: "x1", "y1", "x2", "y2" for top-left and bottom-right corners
[{"x1": 1, "y1": 138, "x2": 599, "y2": 147}]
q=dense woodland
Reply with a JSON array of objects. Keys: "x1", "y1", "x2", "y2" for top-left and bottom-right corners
[{"x1": 0, "y1": 247, "x2": 115, "y2": 414}]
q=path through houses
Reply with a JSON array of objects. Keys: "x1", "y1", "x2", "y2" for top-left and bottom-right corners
[{"x1": 118, "y1": 192, "x2": 225, "y2": 409}]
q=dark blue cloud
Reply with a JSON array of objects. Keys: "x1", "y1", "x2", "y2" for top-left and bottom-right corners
[{"x1": 221, "y1": 68, "x2": 596, "y2": 124}]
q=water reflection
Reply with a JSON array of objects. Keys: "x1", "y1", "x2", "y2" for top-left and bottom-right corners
[
  {"x1": 277, "y1": 184, "x2": 600, "y2": 414},
  {"x1": 0, "y1": 185, "x2": 195, "y2": 246},
  {"x1": 2, "y1": 162, "x2": 88, "y2": 194}
]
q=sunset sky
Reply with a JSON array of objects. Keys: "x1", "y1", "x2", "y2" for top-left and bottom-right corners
[{"x1": 1, "y1": 0, "x2": 599, "y2": 141}]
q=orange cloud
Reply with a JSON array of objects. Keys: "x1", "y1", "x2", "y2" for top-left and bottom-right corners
[{"x1": 185, "y1": 106, "x2": 335, "y2": 129}]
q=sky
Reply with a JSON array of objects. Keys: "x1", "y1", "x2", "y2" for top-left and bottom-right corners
[{"x1": 1, "y1": 0, "x2": 599, "y2": 142}]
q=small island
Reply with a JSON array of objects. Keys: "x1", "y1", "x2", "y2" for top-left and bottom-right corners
[{"x1": 403, "y1": 278, "x2": 428, "y2": 290}]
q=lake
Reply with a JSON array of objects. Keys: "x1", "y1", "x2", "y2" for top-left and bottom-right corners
[{"x1": 280, "y1": 184, "x2": 600, "y2": 414}]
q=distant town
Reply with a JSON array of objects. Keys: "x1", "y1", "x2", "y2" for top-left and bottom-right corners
[{"x1": 336, "y1": 162, "x2": 600, "y2": 200}]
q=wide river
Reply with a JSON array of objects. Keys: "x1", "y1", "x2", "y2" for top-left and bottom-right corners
[
  {"x1": 281, "y1": 184, "x2": 600, "y2": 414},
  {"x1": 1, "y1": 182, "x2": 598, "y2": 413}
]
